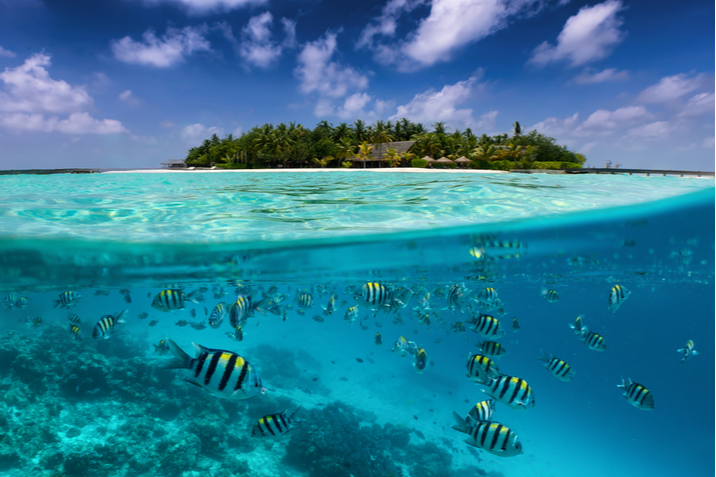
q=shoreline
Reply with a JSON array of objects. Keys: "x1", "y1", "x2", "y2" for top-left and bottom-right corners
[{"x1": 102, "y1": 167, "x2": 509, "y2": 174}]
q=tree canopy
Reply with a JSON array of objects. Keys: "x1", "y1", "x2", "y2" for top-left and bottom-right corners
[{"x1": 184, "y1": 119, "x2": 586, "y2": 170}]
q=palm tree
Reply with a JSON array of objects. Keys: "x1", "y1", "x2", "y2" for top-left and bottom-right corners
[
  {"x1": 357, "y1": 141, "x2": 373, "y2": 169},
  {"x1": 371, "y1": 120, "x2": 395, "y2": 168},
  {"x1": 512, "y1": 121, "x2": 522, "y2": 137},
  {"x1": 334, "y1": 137, "x2": 356, "y2": 168},
  {"x1": 432, "y1": 121, "x2": 448, "y2": 136},
  {"x1": 384, "y1": 147, "x2": 401, "y2": 167},
  {"x1": 352, "y1": 119, "x2": 368, "y2": 143}
]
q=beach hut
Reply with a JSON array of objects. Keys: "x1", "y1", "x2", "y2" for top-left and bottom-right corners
[
  {"x1": 161, "y1": 160, "x2": 187, "y2": 169},
  {"x1": 436, "y1": 157, "x2": 455, "y2": 168},
  {"x1": 455, "y1": 156, "x2": 471, "y2": 168},
  {"x1": 366, "y1": 140, "x2": 418, "y2": 168}
]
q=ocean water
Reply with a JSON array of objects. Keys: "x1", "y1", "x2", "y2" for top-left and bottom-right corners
[{"x1": 0, "y1": 171, "x2": 713, "y2": 477}]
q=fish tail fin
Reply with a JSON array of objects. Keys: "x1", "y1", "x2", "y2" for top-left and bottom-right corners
[
  {"x1": 186, "y1": 290, "x2": 204, "y2": 303},
  {"x1": 253, "y1": 298, "x2": 267, "y2": 316},
  {"x1": 289, "y1": 406, "x2": 303, "y2": 420},
  {"x1": 616, "y1": 377, "x2": 628, "y2": 390},
  {"x1": 52, "y1": 299, "x2": 61, "y2": 309},
  {"x1": 164, "y1": 338, "x2": 191, "y2": 369},
  {"x1": 450, "y1": 411, "x2": 469, "y2": 434},
  {"x1": 537, "y1": 349, "x2": 549, "y2": 363}
]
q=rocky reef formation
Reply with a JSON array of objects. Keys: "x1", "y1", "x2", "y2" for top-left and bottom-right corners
[{"x1": 0, "y1": 324, "x2": 481, "y2": 477}]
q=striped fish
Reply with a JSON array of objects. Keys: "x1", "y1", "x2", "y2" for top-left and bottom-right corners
[
  {"x1": 483, "y1": 375, "x2": 536, "y2": 410},
  {"x1": 229, "y1": 295, "x2": 264, "y2": 328},
  {"x1": 164, "y1": 339, "x2": 264, "y2": 400},
  {"x1": 478, "y1": 341, "x2": 507, "y2": 357},
  {"x1": 608, "y1": 284, "x2": 630, "y2": 313},
  {"x1": 468, "y1": 313, "x2": 505, "y2": 339},
  {"x1": 414, "y1": 348, "x2": 427, "y2": 374},
  {"x1": 538, "y1": 350, "x2": 574, "y2": 381},
  {"x1": 677, "y1": 340, "x2": 698, "y2": 364},
  {"x1": 392, "y1": 336, "x2": 411, "y2": 356},
  {"x1": 25, "y1": 316, "x2": 43, "y2": 328},
  {"x1": 209, "y1": 302, "x2": 227, "y2": 329},
  {"x1": 251, "y1": 408, "x2": 301, "y2": 438},
  {"x1": 151, "y1": 289, "x2": 202, "y2": 312},
  {"x1": 68, "y1": 323, "x2": 83, "y2": 341},
  {"x1": 68, "y1": 314, "x2": 81, "y2": 325},
  {"x1": 476, "y1": 287, "x2": 499, "y2": 306},
  {"x1": 344, "y1": 306, "x2": 359, "y2": 323},
  {"x1": 451, "y1": 412, "x2": 523, "y2": 457},
  {"x1": 154, "y1": 339, "x2": 170, "y2": 355},
  {"x1": 445, "y1": 284, "x2": 471, "y2": 312},
  {"x1": 92, "y1": 313, "x2": 125, "y2": 339},
  {"x1": 353, "y1": 283, "x2": 391, "y2": 310},
  {"x1": 511, "y1": 317, "x2": 520, "y2": 332},
  {"x1": 294, "y1": 290, "x2": 315, "y2": 309},
  {"x1": 53, "y1": 291, "x2": 81, "y2": 309},
  {"x1": 322, "y1": 296, "x2": 336, "y2": 316},
  {"x1": 466, "y1": 399, "x2": 496, "y2": 424},
  {"x1": 541, "y1": 289, "x2": 559, "y2": 302},
  {"x1": 466, "y1": 353, "x2": 500, "y2": 384},
  {"x1": 617, "y1": 378, "x2": 655, "y2": 410},
  {"x1": 579, "y1": 326, "x2": 606, "y2": 351}
]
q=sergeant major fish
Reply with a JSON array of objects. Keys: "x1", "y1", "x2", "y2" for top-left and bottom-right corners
[
  {"x1": 608, "y1": 285, "x2": 630, "y2": 313},
  {"x1": 230, "y1": 295, "x2": 265, "y2": 328},
  {"x1": 451, "y1": 413, "x2": 523, "y2": 458},
  {"x1": 445, "y1": 284, "x2": 471, "y2": 312},
  {"x1": 322, "y1": 296, "x2": 337, "y2": 316},
  {"x1": 354, "y1": 283, "x2": 392, "y2": 311},
  {"x1": 152, "y1": 289, "x2": 203, "y2": 312},
  {"x1": 468, "y1": 313, "x2": 505, "y2": 339},
  {"x1": 53, "y1": 291, "x2": 81, "y2": 309},
  {"x1": 252, "y1": 408, "x2": 301, "y2": 438},
  {"x1": 344, "y1": 306, "x2": 359, "y2": 323},
  {"x1": 538, "y1": 350, "x2": 574, "y2": 381},
  {"x1": 466, "y1": 399, "x2": 496, "y2": 425},
  {"x1": 541, "y1": 289, "x2": 559, "y2": 303},
  {"x1": 483, "y1": 375, "x2": 535, "y2": 410},
  {"x1": 209, "y1": 303, "x2": 227, "y2": 329},
  {"x1": 414, "y1": 348, "x2": 427, "y2": 374},
  {"x1": 92, "y1": 312, "x2": 125, "y2": 339},
  {"x1": 163, "y1": 339, "x2": 264, "y2": 400},
  {"x1": 617, "y1": 378, "x2": 654, "y2": 410},
  {"x1": 577, "y1": 326, "x2": 606, "y2": 351},
  {"x1": 478, "y1": 341, "x2": 507, "y2": 357},
  {"x1": 466, "y1": 353, "x2": 500, "y2": 385},
  {"x1": 68, "y1": 323, "x2": 83, "y2": 341},
  {"x1": 294, "y1": 290, "x2": 314, "y2": 309},
  {"x1": 677, "y1": 340, "x2": 698, "y2": 363}
]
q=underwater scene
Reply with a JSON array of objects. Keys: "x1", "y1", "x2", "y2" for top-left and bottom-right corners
[{"x1": 0, "y1": 172, "x2": 713, "y2": 477}]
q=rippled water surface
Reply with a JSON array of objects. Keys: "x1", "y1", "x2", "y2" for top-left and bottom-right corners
[{"x1": 0, "y1": 171, "x2": 712, "y2": 243}]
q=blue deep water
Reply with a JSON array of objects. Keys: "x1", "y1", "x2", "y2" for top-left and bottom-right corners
[{"x1": 0, "y1": 171, "x2": 713, "y2": 477}]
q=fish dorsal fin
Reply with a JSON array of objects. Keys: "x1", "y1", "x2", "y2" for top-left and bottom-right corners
[{"x1": 192, "y1": 342, "x2": 214, "y2": 355}]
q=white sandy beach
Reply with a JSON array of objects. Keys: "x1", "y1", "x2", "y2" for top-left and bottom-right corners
[{"x1": 103, "y1": 167, "x2": 510, "y2": 174}]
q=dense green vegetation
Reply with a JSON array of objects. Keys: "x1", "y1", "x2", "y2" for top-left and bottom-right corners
[{"x1": 184, "y1": 119, "x2": 585, "y2": 170}]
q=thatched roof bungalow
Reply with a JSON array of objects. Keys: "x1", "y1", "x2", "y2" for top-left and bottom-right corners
[{"x1": 354, "y1": 140, "x2": 418, "y2": 167}]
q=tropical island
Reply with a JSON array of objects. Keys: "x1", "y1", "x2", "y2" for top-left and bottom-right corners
[{"x1": 183, "y1": 119, "x2": 586, "y2": 170}]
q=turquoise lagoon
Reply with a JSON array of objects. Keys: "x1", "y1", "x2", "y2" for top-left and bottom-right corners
[{"x1": 0, "y1": 171, "x2": 713, "y2": 477}]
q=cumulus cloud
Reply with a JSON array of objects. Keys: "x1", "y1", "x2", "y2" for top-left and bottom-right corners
[
  {"x1": 111, "y1": 25, "x2": 211, "y2": 68},
  {"x1": 529, "y1": 0, "x2": 626, "y2": 67},
  {"x1": 0, "y1": 46, "x2": 16, "y2": 58},
  {"x1": 627, "y1": 121, "x2": 673, "y2": 138},
  {"x1": 0, "y1": 53, "x2": 127, "y2": 134},
  {"x1": 637, "y1": 73, "x2": 709, "y2": 103},
  {"x1": 138, "y1": 0, "x2": 266, "y2": 16},
  {"x1": 677, "y1": 92, "x2": 715, "y2": 118},
  {"x1": 181, "y1": 123, "x2": 224, "y2": 142},
  {"x1": 572, "y1": 67, "x2": 629, "y2": 84},
  {"x1": 529, "y1": 112, "x2": 580, "y2": 138},
  {"x1": 0, "y1": 53, "x2": 93, "y2": 113},
  {"x1": 388, "y1": 75, "x2": 489, "y2": 128},
  {"x1": 118, "y1": 89, "x2": 140, "y2": 106},
  {"x1": 581, "y1": 105, "x2": 650, "y2": 130},
  {"x1": 359, "y1": 0, "x2": 549, "y2": 71},
  {"x1": 234, "y1": 12, "x2": 297, "y2": 68}
]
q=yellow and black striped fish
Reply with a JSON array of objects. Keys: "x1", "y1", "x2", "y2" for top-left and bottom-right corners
[
  {"x1": 53, "y1": 291, "x2": 81, "y2": 309},
  {"x1": 354, "y1": 282, "x2": 391, "y2": 309},
  {"x1": 414, "y1": 348, "x2": 427, "y2": 374},
  {"x1": 230, "y1": 295, "x2": 264, "y2": 328},
  {"x1": 468, "y1": 313, "x2": 505, "y2": 339},
  {"x1": 608, "y1": 284, "x2": 631, "y2": 313},
  {"x1": 538, "y1": 350, "x2": 573, "y2": 381},
  {"x1": 541, "y1": 289, "x2": 559, "y2": 302},
  {"x1": 617, "y1": 378, "x2": 654, "y2": 410},
  {"x1": 251, "y1": 408, "x2": 301, "y2": 438},
  {"x1": 466, "y1": 353, "x2": 500, "y2": 384},
  {"x1": 677, "y1": 340, "x2": 698, "y2": 363},
  {"x1": 446, "y1": 284, "x2": 470, "y2": 312},
  {"x1": 68, "y1": 324, "x2": 83, "y2": 341},
  {"x1": 569, "y1": 315, "x2": 584, "y2": 334},
  {"x1": 68, "y1": 314, "x2": 81, "y2": 325},
  {"x1": 92, "y1": 313, "x2": 125, "y2": 339},
  {"x1": 151, "y1": 289, "x2": 202, "y2": 312},
  {"x1": 451, "y1": 412, "x2": 523, "y2": 457},
  {"x1": 483, "y1": 375, "x2": 535, "y2": 410},
  {"x1": 476, "y1": 287, "x2": 499, "y2": 306},
  {"x1": 294, "y1": 290, "x2": 315, "y2": 309},
  {"x1": 209, "y1": 302, "x2": 226, "y2": 329},
  {"x1": 466, "y1": 399, "x2": 496, "y2": 424},
  {"x1": 478, "y1": 341, "x2": 507, "y2": 357},
  {"x1": 344, "y1": 306, "x2": 359, "y2": 323},
  {"x1": 154, "y1": 339, "x2": 170, "y2": 354},
  {"x1": 25, "y1": 316, "x2": 43, "y2": 328},
  {"x1": 579, "y1": 326, "x2": 606, "y2": 351},
  {"x1": 164, "y1": 339, "x2": 263, "y2": 400}
]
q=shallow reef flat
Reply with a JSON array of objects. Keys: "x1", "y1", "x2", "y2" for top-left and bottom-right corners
[{"x1": 0, "y1": 325, "x2": 490, "y2": 477}]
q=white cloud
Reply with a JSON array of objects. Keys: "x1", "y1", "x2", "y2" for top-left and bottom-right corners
[
  {"x1": 702, "y1": 136, "x2": 714, "y2": 149},
  {"x1": 138, "y1": 0, "x2": 266, "y2": 16},
  {"x1": 677, "y1": 92, "x2": 715, "y2": 118},
  {"x1": 237, "y1": 12, "x2": 297, "y2": 68},
  {"x1": 0, "y1": 46, "x2": 16, "y2": 58},
  {"x1": 0, "y1": 53, "x2": 127, "y2": 134},
  {"x1": 572, "y1": 67, "x2": 629, "y2": 84},
  {"x1": 294, "y1": 30, "x2": 371, "y2": 116},
  {"x1": 389, "y1": 75, "x2": 485, "y2": 128},
  {"x1": 529, "y1": 0, "x2": 625, "y2": 67},
  {"x1": 529, "y1": 112, "x2": 580, "y2": 137},
  {"x1": 110, "y1": 25, "x2": 211, "y2": 68},
  {"x1": 582, "y1": 106, "x2": 650, "y2": 130},
  {"x1": 181, "y1": 123, "x2": 224, "y2": 142},
  {"x1": 0, "y1": 112, "x2": 127, "y2": 134},
  {"x1": 360, "y1": 0, "x2": 548, "y2": 71},
  {"x1": 627, "y1": 121, "x2": 673, "y2": 138},
  {"x1": 637, "y1": 73, "x2": 708, "y2": 103},
  {"x1": 118, "y1": 89, "x2": 140, "y2": 106},
  {"x1": 0, "y1": 53, "x2": 93, "y2": 113}
]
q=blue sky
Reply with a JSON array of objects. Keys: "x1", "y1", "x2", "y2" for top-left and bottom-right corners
[{"x1": 0, "y1": 0, "x2": 713, "y2": 170}]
